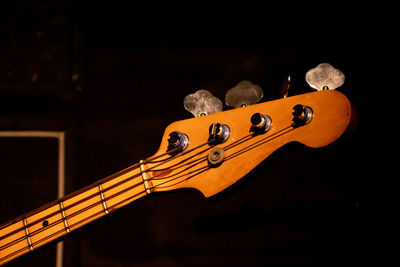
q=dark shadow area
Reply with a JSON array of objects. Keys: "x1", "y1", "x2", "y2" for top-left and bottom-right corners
[{"x1": 0, "y1": 0, "x2": 392, "y2": 266}]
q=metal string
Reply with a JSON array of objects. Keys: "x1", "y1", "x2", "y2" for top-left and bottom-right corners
[
  {"x1": 0, "y1": 139, "x2": 214, "y2": 252},
  {"x1": 0, "y1": 125, "x2": 296, "y2": 260}
]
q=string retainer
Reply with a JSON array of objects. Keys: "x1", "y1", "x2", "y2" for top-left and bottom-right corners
[{"x1": 208, "y1": 147, "x2": 225, "y2": 167}]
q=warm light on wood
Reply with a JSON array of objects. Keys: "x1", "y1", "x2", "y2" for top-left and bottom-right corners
[
  {"x1": 150, "y1": 90, "x2": 352, "y2": 197},
  {"x1": 0, "y1": 90, "x2": 353, "y2": 265}
]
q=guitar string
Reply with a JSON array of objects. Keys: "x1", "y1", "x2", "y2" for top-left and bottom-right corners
[
  {"x1": 225, "y1": 126, "x2": 294, "y2": 161},
  {"x1": 0, "y1": 165, "x2": 212, "y2": 263},
  {"x1": 1, "y1": 130, "x2": 252, "y2": 243},
  {"x1": 1, "y1": 163, "x2": 213, "y2": 262},
  {"x1": 152, "y1": 125, "x2": 294, "y2": 190},
  {"x1": 0, "y1": 187, "x2": 148, "y2": 262},
  {"x1": 0, "y1": 126, "x2": 291, "y2": 253},
  {"x1": 0, "y1": 140, "x2": 213, "y2": 248},
  {"x1": 140, "y1": 141, "x2": 212, "y2": 172},
  {"x1": 1, "y1": 147, "x2": 215, "y2": 251},
  {"x1": 2, "y1": 130, "x2": 244, "y2": 242},
  {"x1": 0, "y1": 138, "x2": 210, "y2": 232},
  {"x1": 0, "y1": 125, "x2": 295, "y2": 257},
  {"x1": 149, "y1": 156, "x2": 208, "y2": 180},
  {"x1": 0, "y1": 138, "x2": 220, "y2": 251},
  {"x1": 148, "y1": 128, "x2": 273, "y2": 177},
  {"x1": 1, "y1": 136, "x2": 216, "y2": 245},
  {"x1": 1, "y1": 137, "x2": 226, "y2": 250},
  {"x1": 1, "y1": 126, "x2": 295, "y2": 262},
  {"x1": 0, "y1": 146, "x2": 181, "y2": 233},
  {"x1": 149, "y1": 165, "x2": 211, "y2": 189},
  {"x1": 144, "y1": 139, "x2": 213, "y2": 164},
  {"x1": 148, "y1": 133, "x2": 253, "y2": 174},
  {"x1": 0, "y1": 124, "x2": 288, "y2": 256},
  {"x1": 149, "y1": 126, "x2": 292, "y2": 187}
]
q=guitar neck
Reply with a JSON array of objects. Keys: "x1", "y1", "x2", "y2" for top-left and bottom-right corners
[
  {"x1": 0, "y1": 90, "x2": 354, "y2": 265},
  {"x1": 0, "y1": 160, "x2": 152, "y2": 265}
]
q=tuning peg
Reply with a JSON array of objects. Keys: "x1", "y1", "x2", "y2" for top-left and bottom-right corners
[
  {"x1": 225, "y1": 80, "x2": 263, "y2": 108},
  {"x1": 305, "y1": 63, "x2": 345, "y2": 91},
  {"x1": 184, "y1": 89, "x2": 223, "y2": 117}
]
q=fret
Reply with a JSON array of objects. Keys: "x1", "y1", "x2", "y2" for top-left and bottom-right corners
[
  {"x1": 59, "y1": 201, "x2": 70, "y2": 233},
  {"x1": 139, "y1": 159, "x2": 152, "y2": 194},
  {"x1": 1, "y1": 162, "x2": 149, "y2": 265},
  {"x1": 0, "y1": 222, "x2": 26, "y2": 250},
  {"x1": 104, "y1": 186, "x2": 147, "y2": 212},
  {"x1": 98, "y1": 184, "x2": 109, "y2": 214},
  {"x1": 0, "y1": 220, "x2": 29, "y2": 263},
  {"x1": 26, "y1": 204, "x2": 66, "y2": 249},
  {"x1": 62, "y1": 187, "x2": 105, "y2": 229},
  {"x1": 26, "y1": 204, "x2": 64, "y2": 239},
  {"x1": 22, "y1": 218, "x2": 33, "y2": 251},
  {"x1": 101, "y1": 166, "x2": 146, "y2": 210}
]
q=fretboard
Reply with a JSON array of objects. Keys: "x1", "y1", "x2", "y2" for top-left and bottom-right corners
[
  {"x1": 0, "y1": 160, "x2": 152, "y2": 265},
  {"x1": 0, "y1": 90, "x2": 353, "y2": 265}
]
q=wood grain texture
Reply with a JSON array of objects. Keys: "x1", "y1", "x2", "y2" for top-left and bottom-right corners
[
  {"x1": 0, "y1": 169, "x2": 146, "y2": 265},
  {"x1": 149, "y1": 90, "x2": 352, "y2": 197},
  {"x1": 0, "y1": 90, "x2": 352, "y2": 265}
]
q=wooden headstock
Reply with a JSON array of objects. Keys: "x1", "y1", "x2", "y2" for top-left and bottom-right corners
[
  {"x1": 0, "y1": 88, "x2": 354, "y2": 266},
  {"x1": 146, "y1": 90, "x2": 353, "y2": 197}
]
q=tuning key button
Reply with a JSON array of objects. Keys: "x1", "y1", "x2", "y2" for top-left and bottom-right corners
[
  {"x1": 292, "y1": 104, "x2": 313, "y2": 127},
  {"x1": 167, "y1": 131, "x2": 189, "y2": 154},
  {"x1": 209, "y1": 123, "x2": 230, "y2": 144},
  {"x1": 184, "y1": 89, "x2": 223, "y2": 117},
  {"x1": 305, "y1": 63, "x2": 345, "y2": 91},
  {"x1": 225, "y1": 80, "x2": 263, "y2": 108},
  {"x1": 250, "y1": 113, "x2": 272, "y2": 134}
]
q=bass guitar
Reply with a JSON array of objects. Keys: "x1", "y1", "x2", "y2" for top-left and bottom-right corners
[{"x1": 0, "y1": 89, "x2": 354, "y2": 265}]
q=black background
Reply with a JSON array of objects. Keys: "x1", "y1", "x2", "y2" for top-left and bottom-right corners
[{"x1": 0, "y1": 0, "x2": 392, "y2": 266}]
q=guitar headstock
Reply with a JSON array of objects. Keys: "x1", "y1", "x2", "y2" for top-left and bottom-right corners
[{"x1": 145, "y1": 90, "x2": 353, "y2": 197}]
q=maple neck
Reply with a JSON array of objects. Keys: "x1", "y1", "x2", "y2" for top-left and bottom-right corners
[
  {"x1": 0, "y1": 90, "x2": 354, "y2": 265},
  {"x1": 0, "y1": 160, "x2": 152, "y2": 265}
]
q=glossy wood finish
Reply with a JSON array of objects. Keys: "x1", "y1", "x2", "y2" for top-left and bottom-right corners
[
  {"x1": 149, "y1": 90, "x2": 352, "y2": 197},
  {"x1": 0, "y1": 166, "x2": 146, "y2": 265},
  {"x1": 0, "y1": 90, "x2": 352, "y2": 265}
]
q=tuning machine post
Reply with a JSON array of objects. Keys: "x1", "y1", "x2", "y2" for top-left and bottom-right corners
[
  {"x1": 167, "y1": 131, "x2": 189, "y2": 154},
  {"x1": 250, "y1": 113, "x2": 272, "y2": 134},
  {"x1": 292, "y1": 104, "x2": 313, "y2": 127}
]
